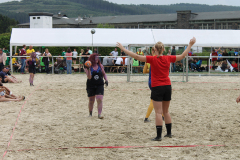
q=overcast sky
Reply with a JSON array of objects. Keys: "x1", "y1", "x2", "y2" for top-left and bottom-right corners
[
  {"x1": 1, "y1": 0, "x2": 240, "y2": 6},
  {"x1": 106, "y1": 0, "x2": 240, "y2": 6}
]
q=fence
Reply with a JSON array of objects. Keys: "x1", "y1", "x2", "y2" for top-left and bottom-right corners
[{"x1": 6, "y1": 55, "x2": 240, "y2": 82}]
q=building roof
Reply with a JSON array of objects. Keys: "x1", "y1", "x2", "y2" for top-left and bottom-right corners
[
  {"x1": 80, "y1": 14, "x2": 177, "y2": 25},
  {"x1": 18, "y1": 10, "x2": 240, "y2": 27},
  {"x1": 29, "y1": 12, "x2": 53, "y2": 17},
  {"x1": 192, "y1": 11, "x2": 240, "y2": 21}
]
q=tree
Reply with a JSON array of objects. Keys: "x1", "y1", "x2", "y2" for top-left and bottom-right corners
[{"x1": 97, "y1": 23, "x2": 114, "y2": 28}]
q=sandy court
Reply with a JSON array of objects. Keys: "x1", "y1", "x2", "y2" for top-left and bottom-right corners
[{"x1": 1, "y1": 73, "x2": 240, "y2": 159}]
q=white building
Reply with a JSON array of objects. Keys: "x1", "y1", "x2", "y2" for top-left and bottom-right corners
[{"x1": 29, "y1": 12, "x2": 53, "y2": 28}]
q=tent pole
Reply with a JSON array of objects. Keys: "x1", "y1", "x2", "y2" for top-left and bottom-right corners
[
  {"x1": 186, "y1": 50, "x2": 188, "y2": 82},
  {"x1": 10, "y1": 45, "x2": 13, "y2": 74},
  {"x1": 127, "y1": 45, "x2": 131, "y2": 82},
  {"x1": 52, "y1": 56, "x2": 54, "y2": 74}
]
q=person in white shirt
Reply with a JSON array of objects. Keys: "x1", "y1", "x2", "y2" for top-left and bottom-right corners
[
  {"x1": 109, "y1": 48, "x2": 119, "y2": 64},
  {"x1": 88, "y1": 47, "x2": 92, "y2": 55},
  {"x1": 114, "y1": 57, "x2": 123, "y2": 73},
  {"x1": 72, "y1": 49, "x2": 78, "y2": 64}
]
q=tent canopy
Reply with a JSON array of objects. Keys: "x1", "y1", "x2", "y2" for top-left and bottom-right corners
[
  {"x1": 10, "y1": 28, "x2": 154, "y2": 47},
  {"x1": 10, "y1": 28, "x2": 240, "y2": 48}
]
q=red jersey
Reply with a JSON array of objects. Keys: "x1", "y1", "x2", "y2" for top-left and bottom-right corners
[
  {"x1": 232, "y1": 63, "x2": 238, "y2": 68},
  {"x1": 146, "y1": 55, "x2": 176, "y2": 87},
  {"x1": 212, "y1": 52, "x2": 218, "y2": 61}
]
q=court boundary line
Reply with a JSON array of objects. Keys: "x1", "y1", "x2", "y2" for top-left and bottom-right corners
[
  {"x1": 1, "y1": 83, "x2": 43, "y2": 160},
  {"x1": 6, "y1": 144, "x2": 226, "y2": 152}
]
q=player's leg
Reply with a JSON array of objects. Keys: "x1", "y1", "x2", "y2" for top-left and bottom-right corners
[
  {"x1": 162, "y1": 85, "x2": 172, "y2": 138},
  {"x1": 96, "y1": 95, "x2": 104, "y2": 119},
  {"x1": 162, "y1": 101, "x2": 172, "y2": 138},
  {"x1": 152, "y1": 100, "x2": 163, "y2": 141},
  {"x1": 95, "y1": 85, "x2": 104, "y2": 119},
  {"x1": 88, "y1": 96, "x2": 95, "y2": 117}
]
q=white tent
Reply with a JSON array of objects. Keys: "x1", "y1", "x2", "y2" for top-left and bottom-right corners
[
  {"x1": 9, "y1": 28, "x2": 240, "y2": 80},
  {"x1": 10, "y1": 28, "x2": 155, "y2": 47}
]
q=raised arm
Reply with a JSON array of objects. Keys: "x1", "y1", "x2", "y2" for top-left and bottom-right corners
[
  {"x1": 84, "y1": 68, "x2": 92, "y2": 79},
  {"x1": 175, "y1": 37, "x2": 196, "y2": 62},
  {"x1": 116, "y1": 42, "x2": 147, "y2": 62}
]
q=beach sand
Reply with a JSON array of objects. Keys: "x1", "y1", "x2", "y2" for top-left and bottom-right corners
[{"x1": 1, "y1": 74, "x2": 240, "y2": 159}]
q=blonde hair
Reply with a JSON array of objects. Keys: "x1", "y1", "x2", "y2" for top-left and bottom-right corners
[
  {"x1": 151, "y1": 46, "x2": 155, "y2": 55},
  {"x1": 154, "y1": 41, "x2": 164, "y2": 56},
  {"x1": 81, "y1": 49, "x2": 84, "y2": 53}
]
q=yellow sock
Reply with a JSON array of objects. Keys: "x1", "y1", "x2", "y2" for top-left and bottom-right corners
[{"x1": 145, "y1": 100, "x2": 154, "y2": 118}]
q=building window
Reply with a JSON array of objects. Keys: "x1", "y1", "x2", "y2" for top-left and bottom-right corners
[
  {"x1": 228, "y1": 25, "x2": 232, "y2": 29},
  {"x1": 182, "y1": 14, "x2": 186, "y2": 18},
  {"x1": 33, "y1": 17, "x2": 36, "y2": 19},
  {"x1": 37, "y1": 17, "x2": 40, "y2": 19}
]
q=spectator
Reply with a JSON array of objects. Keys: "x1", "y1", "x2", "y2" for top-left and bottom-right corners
[
  {"x1": 26, "y1": 45, "x2": 35, "y2": 58},
  {"x1": 35, "y1": 49, "x2": 41, "y2": 60},
  {"x1": 222, "y1": 49, "x2": 228, "y2": 61},
  {"x1": 93, "y1": 48, "x2": 101, "y2": 63},
  {"x1": 211, "y1": 49, "x2": 218, "y2": 67},
  {"x1": 12, "y1": 53, "x2": 21, "y2": 71},
  {"x1": 0, "y1": 67, "x2": 21, "y2": 83},
  {"x1": 137, "y1": 48, "x2": 145, "y2": 67},
  {"x1": 231, "y1": 61, "x2": 238, "y2": 72},
  {"x1": 82, "y1": 49, "x2": 90, "y2": 65},
  {"x1": 42, "y1": 48, "x2": 52, "y2": 74},
  {"x1": 20, "y1": 45, "x2": 27, "y2": 74},
  {"x1": 171, "y1": 46, "x2": 176, "y2": 72},
  {"x1": 62, "y1": 49, "x2": 66, "y2": 60},
  {"x1": 107, "y1": 57, "x2": 114, "y2": 72},
  {"x1": 88, "y1": 47, "x2": 92, "y2": 55},
  {"x1": 221, "y1": 60, "x2": 229, "y2": 71},
  {"x1": 188, "y1": 49, "x2": 193, "y2": 56},
  {"x1": 0, "y1": 48, "x2": 7, "y2": 71},
  {"x1": 3, "y1": 47, "x2": 9, "y2": 56},
  {"x1": 72, "y1": 49, "x2": 78, "y2": 64},
  {"x1": 235, "y1": 50, "x2": 238, "y2": 56},
  {"x1": 228, "y1": 49, "x2": 235, "y2": 62},
  {"x1": 114, "y1": 57, "x2": 124, "y2": 73},
  {"x1": 190, "y1": 59, "x2": 198, "y2": 71},
  {"x1": 66, "y1": 48, "x2": 73, "y2": 74},
  {"x1": 93, "y1": 48, "x2": 98, "y2": 54},
  {"x1": 109, "y1": 48, "x2": 118, "y2": 64},
  {"x1": 217, "y1": 51, "x2": 223, "y2": 65},
  {"x1": 167, "y1": 50, "x2": 171, "y2": 56},
  {"x1": 102, "y1": 56, "x2": 109, "y2": 72},
  {"x1": 79, "y1": 49, "x2": 84, "y2": 72}
]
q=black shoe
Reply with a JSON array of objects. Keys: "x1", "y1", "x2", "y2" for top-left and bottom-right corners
[
  {"x1": 151, "y1": 137, "x2": 162, "y2": 141},
  {"x1": 30, "y1": 83, "x2": 32, "y2": 86},
  {"x1": 144, "y1": 119, "x2": 151, "y2": 123},
  {"x1": 164, "y1": 134, "x2": 172, "y2": 138}
]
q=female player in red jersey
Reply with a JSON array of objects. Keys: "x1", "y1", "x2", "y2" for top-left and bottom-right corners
[{"x1": 117, "y1": 37, "x2": 196, "y2": 141}]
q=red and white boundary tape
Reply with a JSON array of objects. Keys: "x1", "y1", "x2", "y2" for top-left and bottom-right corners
[{"x1": 2, "y1": 83, "x2": 42, "y2": 160}]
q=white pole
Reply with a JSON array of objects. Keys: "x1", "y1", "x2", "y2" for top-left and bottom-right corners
[
  {"x1": 52, "y1": 56, "x2": 54, "y2": 74},
  {"x1": 127, "y1": 45, "x2": 131, "y2": 82},
  {"x1": 10, "y1": 45, "x2": 13, "y2": 74},
  {"x1": 186, "y1": 54, "x2": 188, "y2": 82}
]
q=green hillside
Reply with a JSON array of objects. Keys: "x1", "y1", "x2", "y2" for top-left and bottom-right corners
[{"x1": 0, "y1": 0, "x2": 240, "y2": 23}]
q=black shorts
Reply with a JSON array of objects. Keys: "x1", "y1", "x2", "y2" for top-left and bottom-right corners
[
  {"x1": 73, "y1": 58, "x2": 77, "y2": 60},
  {"x1": 86, "y1": 85, "x2": 104, "y2": 97},
  {"x1": 29, "y1": 67, "x2": 36, "y2": 74},
  {"x1": 114, "y1": 60, "x2": 116, "y2": 64},
  {"x1": 151, "y1": 85, "x2": 172, "y2": 102}
]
